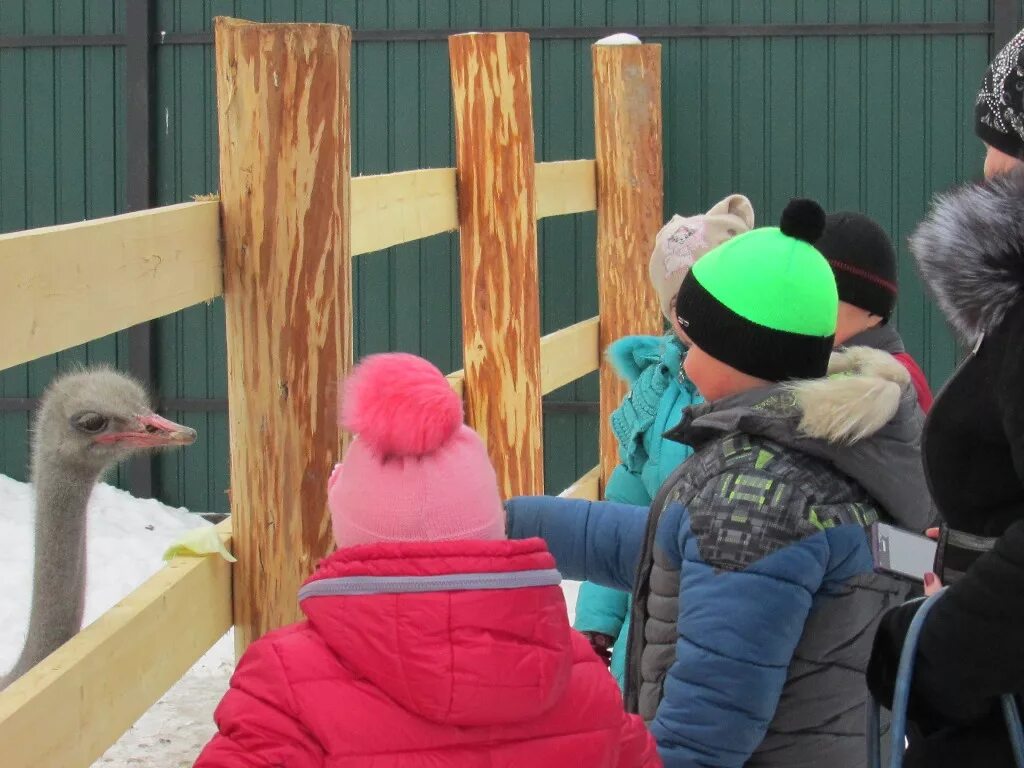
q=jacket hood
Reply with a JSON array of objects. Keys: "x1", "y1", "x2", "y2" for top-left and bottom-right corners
[
  {"x1": 670, "y1": 346, "x2": 934, "y2": 530},
  {"x1": 911, "y1": 167, "x2": 1024, "y2": 343},
  {"x1": 607, "y1": 332, "x2": 684, "y2": 385},
  {"x1": 298, "y1": 538, "x2": 574, "y2": 727},
  {"x1": 843, "y1": 324, "x2": 906, "y2": 356}
]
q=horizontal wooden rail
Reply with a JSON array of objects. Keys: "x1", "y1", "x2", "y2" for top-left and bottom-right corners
[
  {"x1": 446, "y1": 374, "x2": 465, "y2": 398},
  {"x1": 0, "y1": 201, "x2": 222, "y2": 373},
  {"x1": 539, "y1": 317, "x2": 600, "y2": 394},
  {"x1": 0, "y1": 160, "x2": 597, "y2": 373},
  {"x1": 351, "y1": 168, "x2": 458, "y2": 255},
  {"x1": 535, "y1": 159, "x2": 597, "y2": 218},
  {"x1": 0, "y1": 520, "x2": 233, "y2": 768},
  {"x1": 350, "y1": 159, "x2": 596, "y2": 256},
  {"x1": 446, "y1": 315, "x2": 599, "y2": 398},
  {"x1": 558, "y1": 466, "x2": 601, "y2": 500}
]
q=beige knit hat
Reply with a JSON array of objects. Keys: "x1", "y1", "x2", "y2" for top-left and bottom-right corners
[{"x1": 649, "y1": 194, "x2": 755, "y2": 321}]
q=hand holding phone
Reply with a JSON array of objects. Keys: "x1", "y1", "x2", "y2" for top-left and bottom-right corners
[{"x1": 870, "y1": 522, "x2": 938, "y2": 583}]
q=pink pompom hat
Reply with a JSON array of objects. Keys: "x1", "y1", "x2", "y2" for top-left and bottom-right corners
[{"x1": 327, "y1": 353, "x2": 506, "y2": 548}]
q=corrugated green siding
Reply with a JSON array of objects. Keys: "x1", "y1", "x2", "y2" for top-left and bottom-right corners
[
  {"x1": 0, "y1": 0, "x2": 1005, "y2": 508},
  {"x1": 0, "y1": 1, "x2": 128, "y2": 487},
  {"x1": 652, "y1": 0, "x2": 988, "y2": 388}
]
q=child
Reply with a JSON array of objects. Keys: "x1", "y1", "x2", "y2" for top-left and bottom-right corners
[
  {"x1": 575, "y1": 195, "x2": 754, "y2": 689},
  {"x1": 506, "y1": 200, "x2": 934, "y2": 767},
  {"x1": 195, "y1": 354, "x2": 660, "y2": 767},
  {"x1": 816, "y1": 211, "x2": 934, "y2": 411}
]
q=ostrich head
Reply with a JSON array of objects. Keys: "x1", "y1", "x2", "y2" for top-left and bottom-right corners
[
  {"x1": 32, "y1": 367, "x2": 197, "y2": 478},
  {"x1": 0, "y1": 367, "x2": 198, "y2": 690}
]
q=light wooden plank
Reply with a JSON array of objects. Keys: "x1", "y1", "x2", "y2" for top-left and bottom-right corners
[
  {"x1": 446, "y1": 372, "x2": 465, "y2": 398},
  {"x1": 216, "y1": 17, "x2": 351, "y2": 655},
  {"x1": 348, "y1": 161, "x2": 595, "y2": 256},
  {"x1": 0, "y1": 201, "x2": 222, "y2": 373},
  {"x1": 0, "y1": 521, "x2": 233, "y2": 768},
  {"x1": 0, "y1": 158, "x2": 597, "y2": 375},
  {"x1": 451, "y1": 32, "x2": 544, "y2": 499},
  {"x1": 535, "y1": 159, "x2": 597, "y2": 219},
  {"x1": 447, "y1": 318, "x2": 598, "y2": 409},
  {"x1": 350, "y1": 167, "x2": 459, "y2": 255},
  {"x1": 558, "y1": 466, "x2": 601, "y2": 500},
  {"x1": 593, "y1": 43, "x2": 664, "y2": 494},
  {"x1": 540, "y1": 317, "x2": 599, "y2": 395}
]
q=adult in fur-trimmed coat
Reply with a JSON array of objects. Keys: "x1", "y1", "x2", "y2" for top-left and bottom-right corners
[
  {"x1": 867, "y1": 26, "x2": 1024, "y2": 767},
  {"x1": 867, "y1": 167, "x2": 1024, "y2": 768}
]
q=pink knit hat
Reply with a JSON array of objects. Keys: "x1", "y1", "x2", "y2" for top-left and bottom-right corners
[{"x1": 327, "y1": 353, "x2": 506, "y2": 548}]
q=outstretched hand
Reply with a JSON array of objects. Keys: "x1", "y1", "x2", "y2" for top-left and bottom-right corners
[{"x1": 923, "y1": 527, "x2": 943, "y2": 596}]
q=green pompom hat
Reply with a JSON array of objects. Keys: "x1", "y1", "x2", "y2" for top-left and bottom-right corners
[{"x1": 674, "y1": 198, "x2": 838, "y2": 382}]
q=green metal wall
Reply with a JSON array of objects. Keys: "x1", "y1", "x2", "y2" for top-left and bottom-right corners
[
  {"x1": 0, "y1": 1, "x2": 1001, "y2": 511},
  {"x1": 0, "y1": 1, "x2": 130, "y2": 488}
]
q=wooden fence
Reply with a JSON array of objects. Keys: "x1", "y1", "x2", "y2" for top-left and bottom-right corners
[{"x1": 0, "y1": 18, "x2": 662, "y2": 767}]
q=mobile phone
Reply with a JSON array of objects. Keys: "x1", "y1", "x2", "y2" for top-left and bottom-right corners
[
  {"x1": 870, "y1": 522, "x2": 937, "y2": 582},
  {"x1": 933, "y1": 526, "x2": 999, "y2": 585}
]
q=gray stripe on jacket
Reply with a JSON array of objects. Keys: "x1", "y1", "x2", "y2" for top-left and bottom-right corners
[{"x1": 298, "y1": 568, "x2": 562, "y2": 600}]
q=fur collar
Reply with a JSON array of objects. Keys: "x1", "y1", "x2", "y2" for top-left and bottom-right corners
[
  {"x1": 911, "y1": 167, "x2": 1024, "y2": 342},
  {"x1": 788, "y1": 346, "x2": 912, "y2": 445}
]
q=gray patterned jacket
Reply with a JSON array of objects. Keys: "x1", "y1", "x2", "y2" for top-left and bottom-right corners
[{"x1": 621, "y1": 346, "x2": 932, "y2": 767}]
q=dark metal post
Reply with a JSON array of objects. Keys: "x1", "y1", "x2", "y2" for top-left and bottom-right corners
[
  {"x1": 994, "y1": 0, "x2": 1019, "y2": 51},
  {"x1": 125, "y1": 0, "x2": 155, "y2": 498}
]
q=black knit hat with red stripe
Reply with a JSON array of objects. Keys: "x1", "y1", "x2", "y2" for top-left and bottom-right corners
[{"x1": 814, "y1": 211, "x2": 898, "y2": 320}]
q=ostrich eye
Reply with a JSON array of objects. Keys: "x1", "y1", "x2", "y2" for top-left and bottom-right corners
[{"x1": 72, "y1": 412, "x2": 109, "y2": 434}]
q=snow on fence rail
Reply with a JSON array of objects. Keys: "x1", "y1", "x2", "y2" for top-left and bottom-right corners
[{"x1": 0, "y1": 18, "x2": 661, "y2": 767}]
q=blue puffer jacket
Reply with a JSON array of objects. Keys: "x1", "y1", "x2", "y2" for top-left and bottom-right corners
[
  {"x1": 510, "y1": 348, "x2": 935, "y2": 767},
  {"x1": 574, "y1": 334, "x2": 700, "y2": 689}
]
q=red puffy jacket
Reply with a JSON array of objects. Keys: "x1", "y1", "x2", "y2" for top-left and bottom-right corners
[{"x1": 195, "y1": 538, "x2": 660, "y2": 767}]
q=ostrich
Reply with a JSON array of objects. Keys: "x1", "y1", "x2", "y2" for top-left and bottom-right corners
[{"x1": 0, "y1": 367, "x2": 196, "y2": 689}]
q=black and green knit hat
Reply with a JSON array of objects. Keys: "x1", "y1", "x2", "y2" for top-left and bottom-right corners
[{"x1": 674, "y1": 199, "x2": 838, "y2": 382}]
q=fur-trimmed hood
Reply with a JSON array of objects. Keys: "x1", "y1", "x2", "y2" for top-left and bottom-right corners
[
  {"x1": 669, "y1": 347, "x2": 934, "y2": 530},
  {"x1": 911, "y1": 167, "x2": 1024, "y2": 343},
  {"x1": 788, "y1": 346, "x2": 912, "y2": 445}
]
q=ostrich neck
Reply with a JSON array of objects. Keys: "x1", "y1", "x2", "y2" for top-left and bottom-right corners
[{"x1": 5, "y1": 453, "x2": 100, "y2": 682}]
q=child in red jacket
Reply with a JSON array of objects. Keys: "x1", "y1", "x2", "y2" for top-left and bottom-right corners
[
  {"x1": 195, "y1": 353, "x2": 660, "y2": 768},
  {"x1": 816, "y1": 211, "x2": 934, "y2": 411}
]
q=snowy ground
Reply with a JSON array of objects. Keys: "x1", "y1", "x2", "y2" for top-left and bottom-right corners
[
  {"x1": 0, "y1": 474, "x2": 582, "y2": 767},
  {"x1": 0, "y1": 474, "x2": 233, "y2": 767}
]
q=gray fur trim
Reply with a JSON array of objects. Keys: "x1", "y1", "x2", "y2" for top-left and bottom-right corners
[{"x1": 911, "y1": 167, "x2": 1024, "y2": 342}]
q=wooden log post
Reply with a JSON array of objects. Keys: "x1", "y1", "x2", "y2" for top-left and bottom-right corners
[
  {"x1": 215, "y1": 17, "x2": 352, "y2": 655},
  {"x1": 449, "y1": 32, "x2": 544, "y2": 498},
  {"x1": 593, "y1": 42, "x2": 664, "y2": 495}
]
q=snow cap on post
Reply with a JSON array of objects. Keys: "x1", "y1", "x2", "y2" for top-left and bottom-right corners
[{"x1": 595, "y1": 32, "x2": 642, "y2": 45}]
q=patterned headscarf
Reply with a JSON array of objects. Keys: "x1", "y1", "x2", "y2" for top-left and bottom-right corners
[{"x1": 976, "y1": 28, "x2": 1024, "y2": 159}]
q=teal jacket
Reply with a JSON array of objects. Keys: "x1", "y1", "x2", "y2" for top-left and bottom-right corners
[{"x1": 573, "y1": 333, "x2": 700, "y2": 688}]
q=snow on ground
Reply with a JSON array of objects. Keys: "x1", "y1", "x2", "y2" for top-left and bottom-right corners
[
  {"x1": 93, "y1": 632, "x2": 235, "y2": 768},
  {"x1": 0, "y1": 474, "x2": 234, "y2": 767},
  {"x1": 0, "y1": 474, "x2": 220, "y2": 673},
  {"x1": 0, "y1": 473, "x2": 583, "y2": 767}
]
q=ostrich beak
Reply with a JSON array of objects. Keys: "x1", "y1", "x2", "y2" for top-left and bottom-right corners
[{"x1": 95, "y1": 413, "x2": 197, "y2": 448}]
